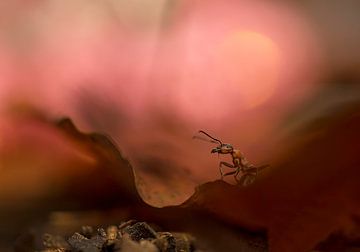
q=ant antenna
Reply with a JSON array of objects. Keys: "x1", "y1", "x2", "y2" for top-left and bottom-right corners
[
  {"x1": 192, "y1": 135, "x2": 219, "y2": 144},
  {"x1": 198, "y1": 130, "x2": 223, "y2": 145}
]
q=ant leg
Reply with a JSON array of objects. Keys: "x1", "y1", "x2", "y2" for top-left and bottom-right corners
[
  {"x1": 256, "y1": 164, "x2": 269, "y2": 174},
  {"x1": 222, "y1": 171, "x2": 237, "y2": 178},
  {"x1": 235, "y1": 166, "x2": 241, "y2": 177},
  {"x1": 220, "y1": 162, "x2": 236, "y2": 168},
  {"x1": 246, "y1": 165, "x2": 259, "y2": 176},
  {"x1": 234, "y1": 167, "x2": 241, "y2": 183},
  {"x1": 219, "y1": 162, "x2": 236, "y2": 179}
]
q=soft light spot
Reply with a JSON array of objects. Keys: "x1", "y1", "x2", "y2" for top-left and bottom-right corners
[{"x1": 216, "y1": 31, "x2": 282, "y2": 108}]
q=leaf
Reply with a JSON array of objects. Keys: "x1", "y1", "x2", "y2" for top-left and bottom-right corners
[
  {"x1": 54, "y1": 108, "x2": 360, "y2": 251},
  {"x1": 3, "y1": 102, "x2": 360, "y2": 251}
]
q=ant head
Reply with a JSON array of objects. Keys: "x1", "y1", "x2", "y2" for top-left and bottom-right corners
[
  {"x1": 193, "y1": 130, "x2": 233, "y2": 154},
  {"x1": 211, "y1": 143, "x2": 233, "y2": 154}
]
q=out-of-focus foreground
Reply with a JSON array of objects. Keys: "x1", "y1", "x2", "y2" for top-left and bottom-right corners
[{"x1": 1, "y1": 0, "x2": 360, "y2": 251}]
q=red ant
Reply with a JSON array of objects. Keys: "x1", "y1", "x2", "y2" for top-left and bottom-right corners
[{"x1": 193, "y1": 130, "x2": 269, "y2": 186}]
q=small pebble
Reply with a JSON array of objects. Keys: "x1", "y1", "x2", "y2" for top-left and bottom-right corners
[{"x1": 122, "y1": 222, "x2": 158, "y2": 242}]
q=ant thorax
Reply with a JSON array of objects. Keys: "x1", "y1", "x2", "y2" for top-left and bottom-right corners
[{"x1": 232, "y1": 149, "x2": 243, "y2": 159}]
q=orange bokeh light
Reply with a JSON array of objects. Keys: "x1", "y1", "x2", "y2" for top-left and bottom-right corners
[{"x1": 216, "y1": 31, "x2": 281, "y2": 108}]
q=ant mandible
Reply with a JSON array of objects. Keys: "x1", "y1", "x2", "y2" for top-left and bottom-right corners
[{"x1": 193, "y1": 130, "x2": 268, "y2": 185}]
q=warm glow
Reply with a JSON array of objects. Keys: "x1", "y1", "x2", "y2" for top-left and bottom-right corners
[{"x1": 216, "y1": 31, "x2": 281, "y2": 108}]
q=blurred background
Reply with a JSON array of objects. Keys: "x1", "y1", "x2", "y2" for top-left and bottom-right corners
[{"x1": 0, "y1": 0, "x2": 360, "y2": 250}]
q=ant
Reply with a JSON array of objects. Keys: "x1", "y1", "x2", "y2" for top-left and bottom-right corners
[{"x1": 193, "y1": 130, "x2": 269, "y2": 186}]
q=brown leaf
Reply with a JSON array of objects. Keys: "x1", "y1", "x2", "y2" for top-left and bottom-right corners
[
  {"x1": 180, "y1": 105, "x2": 360, "y2": 251},
  {"x1": 3, "y1": 102, "x2": 360, "y2": 251}
]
